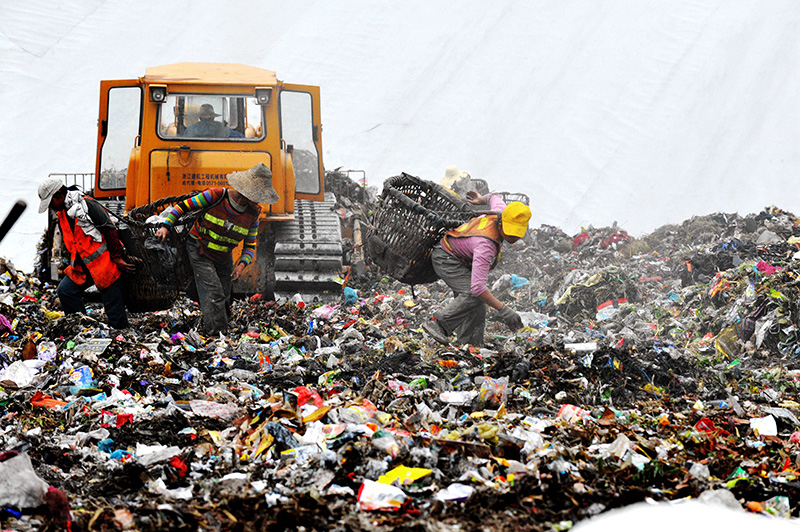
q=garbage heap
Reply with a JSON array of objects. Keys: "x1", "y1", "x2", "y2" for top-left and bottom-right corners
[{"x1": 3, "y1": 200, "x2": 800, "y2": 531}]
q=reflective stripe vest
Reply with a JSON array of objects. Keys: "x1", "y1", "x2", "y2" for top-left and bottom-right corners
[
  {"x1": 194, "y1": 190, "x2": 260, "y2": 262},
  {"x1": 442, "y1": 214, "x2": 503, "y2": 268},
  {"x1": 57, "y1": 208, "x2": 121, "y2": 289}
]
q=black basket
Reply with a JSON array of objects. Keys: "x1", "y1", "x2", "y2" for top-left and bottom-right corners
[
  {"x1": 366, "y1": 173, "x2": 478, "y2": 285},
  {"x1": 470, "y1": 178, "x2": 490, "y2": 195},
  {"x1": 497, "y1": 191, "x2": 530, "y2": 206},
  {"x1": 122, "y1": 194, "x2": 198, "y2": 312}
]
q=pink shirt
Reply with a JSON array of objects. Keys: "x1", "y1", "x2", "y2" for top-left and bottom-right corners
[{"x1": 442, "y1": 194, "x2": 507, "y2": 296}]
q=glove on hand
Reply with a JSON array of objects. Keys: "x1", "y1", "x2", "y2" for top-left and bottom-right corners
[{"x1": 496, "y1": 305, "x2": 523, "y2": 331}]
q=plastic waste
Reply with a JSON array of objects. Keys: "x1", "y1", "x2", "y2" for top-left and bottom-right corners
[
  {"x1": 189, "y1": 400, "x2": 241, "y2": 420},
  {"x1": 757, "y1": 495, "x2": 791, "y2": 518},
  {"x1": 69, "y1": 366, "x2": 95, "y2": 394},
  {"x1": 109, "y1": 449, "x2": 133, "y2": 461},
  {"x1": 0, "y1": 452, "x2": 48, "y2": 508},
  {"x1": 371, "y1": 435, "x2": 401, "y2": 457},
  {"x1": 377, "y1": 465, "x2": 432, "y2": 486},
  {"x1": 312, "y1": 304, "x2": 340, "y2": 320},
  {"x1": 518, "y1": 310, "x2": 551, "y2": 328},
  {"x1": 0, "y1": 360, "x2": 37, "y2": 387},
  {"x1": 343, "y1": 286, "x2": 358, "y2": 304},
  {"x1": 357, "y1": 479, "x2": 406, "y2": 511},
  {"x1": 492, "y1": 274, "x2": 513, "y2": 292},
  {"x1": 136, "y1": 443, "x2": 181, "y2": 467},
  {"x1": 182, "y1": 367, "x2": 202, "y2": 384},
  {"x1": 435, "y1": 483, "x2": 475, "y2": 502},
  {"x1": 714, "y1": 326, "x2": 739, "y2": 359},
  {"x1": 510, "y1": 274, "x2": 529, "y2": 289},
  {"x1": 475, "y1": 376, "x2": 508, "y2": 405},
  {"x1": 689, "y1": 462, "x2": 711, "y2": 481},
  {"x1": 280, "y1": 445, "x2": 325, "y2": 464},
  {"x1": 749, "y1": 415, "x2": 777, "y2": 437},
  {"x1": 439, "y1": 391, "x2": 478, "y2": 406},
  {"x1": 36, "y1": 341, "x2": 57, "y2": 362},
  {"x1": 557, "y1": 404, "x2": 591, "y2": 423},
  {"x1": 143, "y1": 236, "x2": 177, "y2": 271},
  {"x1": 0, "y1": 314, "x2": 13, "y2": 335},
  {"x1": 266, "y1": 421, "x2": 300, "y2": 451},
  {"x1": 697, "y1": 488, "x2": 742, "y2": 510},
  {"x1": 564, "y1": 342, "x2": 597, "y2": 352}
]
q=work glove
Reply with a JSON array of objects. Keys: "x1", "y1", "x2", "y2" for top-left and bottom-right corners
[{"x1": 496, "y1": 305, "x2": 523, "y2": 331}]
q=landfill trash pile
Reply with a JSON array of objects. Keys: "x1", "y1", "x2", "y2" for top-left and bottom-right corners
[{"x1": 3, "y1": 190, "x2": 800, "y2": 530}]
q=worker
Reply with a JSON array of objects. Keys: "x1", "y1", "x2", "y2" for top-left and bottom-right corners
[
  {"x1": 183, "y1": 103, "x2": 242, "y2": 138},
  {"x1": 154, "y1": 163, "x2": 278, "y2": 336},
  {"x1": 37, "y1": 179, "x2": 135, "y2": 329},
  {"x1": 421, "y1": 191, "x2": 531, "y2": 346}
]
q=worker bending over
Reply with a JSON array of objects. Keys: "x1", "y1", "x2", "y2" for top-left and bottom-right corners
[{"x1": 422, "y1": 191, "x2": 531, "y2": 346}]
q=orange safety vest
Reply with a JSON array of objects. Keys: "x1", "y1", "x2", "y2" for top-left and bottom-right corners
[
  {"x1": 441, "y1": 214, "x2": 503, "y2": 268},
  {"x1": 58, "y1": 208, "x2": 121, "y2": 289}
]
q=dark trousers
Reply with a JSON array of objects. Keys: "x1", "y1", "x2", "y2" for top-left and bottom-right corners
[
  {"x1": 57, "y1": 275, "x2": 130, "y2": 329},
  {"x1": 186, "y1": 238, "x2": 233, "y2": 335},
  {"x1": 430, "y1": 246, "x2": 486, "y2": 346}
]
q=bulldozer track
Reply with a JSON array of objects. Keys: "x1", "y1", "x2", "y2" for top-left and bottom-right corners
[{"x1": 273, "y1": 193, "x2": 343, "y2": 302}]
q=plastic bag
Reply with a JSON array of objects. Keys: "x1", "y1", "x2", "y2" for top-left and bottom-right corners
[
  {"x1": 357, "y1": 479, "x2": 406, "y2": 511},
  {"x1": 475, "y1": 376, "x2": 508, "y2": 405},
  {"x1": 143, "y1": 236, "x2": 177, "y2": 271}
]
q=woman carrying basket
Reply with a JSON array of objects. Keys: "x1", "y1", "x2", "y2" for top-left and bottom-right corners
[
  {"x1": 422, "y1": 190, "x2": 531, "y2": 347},
  {"x1": 155, "y1": 164, "x2": 278, "y2": 336}
]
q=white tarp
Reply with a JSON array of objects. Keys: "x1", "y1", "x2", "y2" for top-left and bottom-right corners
[{"x1": 1, "y1": 0, "x2": 798, "y2": 271}]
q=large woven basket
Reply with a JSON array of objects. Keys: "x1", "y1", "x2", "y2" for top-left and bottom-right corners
[
  {"x1": 497, "y1": 191, "x2": 530, "y2": 206},
  {"x1": 366, "y1": 173, "x2": 478, "y2": 285},
  {"x1": 122, "y1": 194, "x2": 198, "y2": 312}
]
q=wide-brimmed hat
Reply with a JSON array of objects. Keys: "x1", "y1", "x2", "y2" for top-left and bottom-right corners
[
  {"x1": 198, "y1": 103, "x2": 221, "y2": 120},
  {"x1": 501, "y1": 201, "x2": 531, "y2": 238},
  {"x1": 227, "y1": 163, "x2": 280, "y2": 204},
  {"x1": 38, "y1": 178, "x2": 65, "y2": 213}
]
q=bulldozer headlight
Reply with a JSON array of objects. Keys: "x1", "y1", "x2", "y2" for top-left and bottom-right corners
[
  {"x1": 149, "y1": 85, "x2": 168, "y2": 103},
  {"x1": 255, "y1": 87, "x2": 272, "y2": 105}
]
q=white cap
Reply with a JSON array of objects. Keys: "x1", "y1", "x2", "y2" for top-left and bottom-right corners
[{"x1": 38, "y1": 178, "x2": 64, "y2": 213}]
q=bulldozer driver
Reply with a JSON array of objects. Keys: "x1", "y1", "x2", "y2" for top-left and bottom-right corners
[
  {"x1": 37, "y1": 179, "x2": 136, "y2": 329},
  {"x1": 155, "y1": 163, "x2": 279, "y2": 336},
  {"x1": 422, "y1": 191, "x2": 531, "y2": 347}
]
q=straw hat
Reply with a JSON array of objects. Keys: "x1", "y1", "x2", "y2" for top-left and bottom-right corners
[{"x1": 227, "y1": 163, "x2": 280, "y2": 204}]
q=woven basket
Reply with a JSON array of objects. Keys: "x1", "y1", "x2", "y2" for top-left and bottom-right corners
[
  {"x1": 470, "y1": 178, "x2": 490, "y2": 195},
  {"x1": 497, "y1": 191, "x2": 530, "y2": 206},
  {"x1": 366, "y1": 173, "x2": 478, "y2": 285},
  {"x1": 122, "y1": 194, "x2": 198, "y2": 311}
]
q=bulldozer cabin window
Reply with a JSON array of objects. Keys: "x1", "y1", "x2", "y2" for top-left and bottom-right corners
[
  {"x1": 158, "y1": 95, "x2": 264, "y2": 140},
  {"x1": 99, "y1": 86, "x2": 141, "y2": 191},
  {"x1": 281, "y1": 90, "x2": 320, "y2": 195}
]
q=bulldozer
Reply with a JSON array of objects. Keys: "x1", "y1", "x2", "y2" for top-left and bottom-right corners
[{"x1": 39, "y1": 63, "x2": 344, "y2": 307}]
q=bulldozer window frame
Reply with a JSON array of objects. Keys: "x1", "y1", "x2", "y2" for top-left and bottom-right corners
[
  {"x1": 280, "y1": 89, "x2": 321, "y2": 195},
  {"x1": 158, "y1": 93, "x2": 265, "y2": 141},
  {"x1": 98, "y1": 85, "x2": 141, "y2": 191}
]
